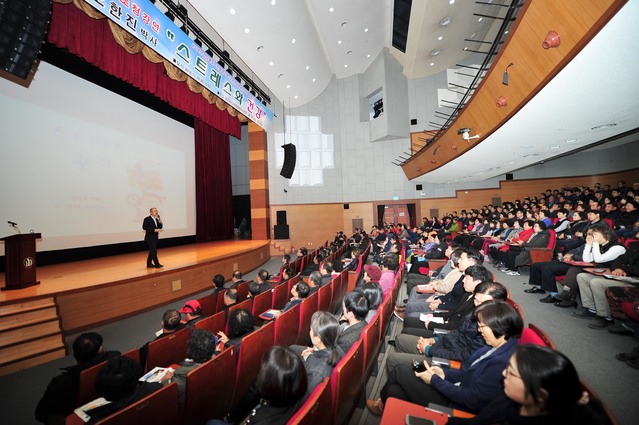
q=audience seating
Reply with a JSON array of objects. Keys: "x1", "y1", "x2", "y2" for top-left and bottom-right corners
[
  {"x1": 274, "y1": 304, "x2": 301, "y2": 346},
  {"x1": 145, "y1": 328, "x2": 190, "y2": 372},
  {"x1": 527, "y1": 229, "x2": 557, "y2": 265},
  {"x1": 505, "y1": 298, "x2": 524, "y2": 321},
  {"x1": 331, "y1": 339, "x2": 364, "y2": 425},
  {"x1": 272, "y1": 280, "x2": 290, "y2": 309},
  {"x1": 77, "y1": 348, "x2": 141, "y2": 406},
  {"x1": 329, "y1": 274, "x2": 344, "y2": 313},
  {"x1": 194, "y1": 311, "x2": 226, "y2": 335},
  {"x1": 251, "y1": 290, "x2": 274, "y2": 323},
  {"x1": 214, "y1": 289, "x2": 227, "y2": 314},
  {"x1": 287, "y1": 274, "x2": 302, "y2": 294},
  {"x1": 296, "y1": 292, "x2": 319, "y2": 345},
  {"x1": 225, "y1": 298, "x2": 253, "y2": 333},
  {"x1": 236, "y1": 281, "x2": 250, "y2": 301},
  {"x1": 317, "y1": 282, "x2": 333, "y2": 312},
  {"x1": 523, "y1": 323, "x2": 556, "y2": 348},
  {"x1": 93, "y1": 382, "x2": 178, "y2": 425},
  {"x1": 287, "y1": 377, "x2": 331, "y2": 425},
  {"x1": 232, "y1": 321, "x2": 275, "y2": 408},
  {"x1": 362, "y1": 314, "x2": 381, "y2": 379},
  {"x1": 197, "y1": 292, "x2": 218, "y2": 317},
  {"x1": 182, "y1": 347, "x2": 237, "y2": 425}
]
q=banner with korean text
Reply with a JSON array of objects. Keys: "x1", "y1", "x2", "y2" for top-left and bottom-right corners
[{"x1": 84, "y1": 0, "x2": 274, "y2": 129}]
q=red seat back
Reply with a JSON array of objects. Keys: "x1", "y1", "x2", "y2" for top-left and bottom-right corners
[
  {"x1": 272, "y1": 281, "x2": 290, "y2": 309},
  {"x1": 194, "y1": 311, "x2": 226, "y2": 335},
  {"x1": 215, "y1": 289, "x2": 227, "y2": 314},
  {"x1": 252, "y1": 289, "x2": 274, "y2": 319},
  {"x1": 236, "y1": 280, "x2": 250, "y2": 301},
  {"x1": 182, "y1": 347, "x2": 237, "y2": 425},
  {"x1": 296, "y1": 292, "x2": 318, "y2": 345},
  {"x1": 317, "y1": 283, "x2": 332, "y2": 312},
  {"x1": 145, "y1": 328, "x2": 190, "y2": 372},
  {"x1": 233, "y1": 321, "x2": 275, "y2": 408},
  {"x1": 362, "y1": 314, "x2": 381, "y2": 378},
  {"x1": 274, "y1": 303, "x2": 301, "y2": 346},
  {"x1": 95, "y1": 382, "x2": 178, "y2": 425},
  {"x1": 287, "y1": 377, "x2": 332, "y2": 425},
  {"x1": 197, "y1": 292, "x2": 217, "y2": 317},
  {"x1": 331, "y1": 340, "x2": 364, "y2": 425}
]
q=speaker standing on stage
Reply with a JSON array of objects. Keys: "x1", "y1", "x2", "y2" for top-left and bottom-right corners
[{"x1": 143, "y1": 207, "x2": 163, "y2": 268}]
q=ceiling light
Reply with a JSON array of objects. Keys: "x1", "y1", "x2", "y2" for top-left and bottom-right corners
[
  {"x1": 449, "y1": 0, "x2": 455, "y2": 4},
  {"x1": 338, "y1": 40, "x2": 342, "y2": 44},
  {"x1": 295, "y1": 95, "x2": 298, "y2": 99},
  {"x1": 329, "y1": 7, "x2": 334, "y2": 12},
  {"x1": 430, "y1": 49, "x2": 440, "y2": 56},
  {"x1": 438, "y1": 36, "x2": 443, "y2": 41},
  {"x1": 305, "y1": 65, "x2": 310, "y2": 70},
  {"x1": 271, "y1": 0, "x2": 276, "y2": 5},
  {"x1": 440, "y1": 17, "x2": 451, "y2": 26},
  {"x1": 463, "y1": 47, "x2": 468, "y2": 51},
  {"x1": 591, "y1": 123, "x2": 617, "y2": 130},
  {"x1": 364, "y1": 28, "x2": 369, "y2": 32},
  {"x1": 257, "y1": 46, "x2": 264, "y2": 52},
  {"x1": 269, "y1": 61, "x2": 274, "y2": 66},
  {"x1": 549, "y1": 145, "x2": 561, "y2": 149},
  {"x1": 564, "y1": 138, "x2": 578, "y2": 143},
  {"x1": 367, "y1": 54, "x2": 371, "y2": 58},
  {"x1": 291, "y1": 38, "x2": 296, "y2": 44},
  {"x1": 286, "y1": 84, "x2": 290, "y2": 88},
  {"x1": 523, "y1": 154, "x2": 539, "y2": 158},
  {"x1": 312, "y1": 78, "x2": 316, "y2": 82},
  {"x1": 430, "y1": 62, "x2": 435, "y2": 66},
  {"x1": 478, "y1": 17, "x2": 483, "y2": 22},
  {"x1": 244, "y1": 28, "x2": 250, "y2": 34},
  {"x1": 344, "y1": 64, "x2": 348, "y2": 68},
  {"x1": 229, "y1": 8, "x2": 236, "y2": 15}
]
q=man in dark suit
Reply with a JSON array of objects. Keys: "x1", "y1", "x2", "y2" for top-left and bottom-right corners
[{"x1": 142, "y1": 207, "x2": 163, "y2": 268}]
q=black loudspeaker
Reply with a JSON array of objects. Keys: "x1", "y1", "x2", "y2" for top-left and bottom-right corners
[
  {"x1": 276, "y1": 210, "x2": 287, "y2": 225},
  {"x1": 506, "y1": 173, "x2": 514, "y2": 180},
  {"x1": 410, "y1": 118, "x2": 417, "y2": 125},
  {"x1": 0, "y1": 0, "x2": 52, "y2": 80},
  {"x1": 280, "y1": 144, "x2": 296, "y2": 179},
  {"x1": 416, "y1": 184, "x2": 423, "y2": 190},
  {"x1": 274, "y1": 224, "x2": 289, "y2": 239},
  {"x1": 343, "y1": 204, "x2": 349, "y2": 210}
]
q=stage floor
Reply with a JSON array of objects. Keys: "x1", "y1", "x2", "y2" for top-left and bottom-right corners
[{"x1": 0, "y1": 239, "x2": 270, "y2": 304}]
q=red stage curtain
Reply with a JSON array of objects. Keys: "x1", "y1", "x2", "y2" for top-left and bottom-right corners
[
  {"x1": 195, "y1": 119, "x2": 234, "y2": 242},
  {"x1": 47, "y1": 2, "x2": 241, "y2": 138}
]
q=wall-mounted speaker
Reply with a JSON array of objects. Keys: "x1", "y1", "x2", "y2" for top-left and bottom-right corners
[
  {"x1": 0, "y1": 0, "x2": 52, "y2": 80},
  {"x1": 274, "y1": 224, "x2": 289, "y2": 239},
  {"x1": 343, "y1": 204, "x2": 350, "y2": 210},
  {"x1": 276, "y1": 210, "x2": 287, "y2": 225},
  {"x1": 416, "y1": 184, "x2": 423, "y2": 190},
  {"x1": 280, "y1": 144, "x2": 296, "y2": 179},
  {"x1": 506, "y1": 173, "x2": 514, "y2": 180},
  {"x1": 410, "y1": 119, "x2": 417, "y2": 125}
]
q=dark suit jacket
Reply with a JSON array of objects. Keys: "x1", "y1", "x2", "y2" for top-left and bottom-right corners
[
  {"x1": 142, "y1": 215, "x2": 162, "y2": 242},
  {"x1": 337, "y1": 320, "x2": 366, "y2": 353}
]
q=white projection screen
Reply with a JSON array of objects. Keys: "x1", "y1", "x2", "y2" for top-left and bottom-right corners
[{"x1": 0, "y1": 62, "x2": 196, "y2": 254}]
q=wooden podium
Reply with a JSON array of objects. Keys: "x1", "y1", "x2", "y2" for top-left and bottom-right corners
[{"x1": 2, "y1": 233, "x2": 41, "y2": 290}]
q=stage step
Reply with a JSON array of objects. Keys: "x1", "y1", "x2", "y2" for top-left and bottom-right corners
[{"x1": 0, "y1": 298, "x2": 66, "y2": 377}]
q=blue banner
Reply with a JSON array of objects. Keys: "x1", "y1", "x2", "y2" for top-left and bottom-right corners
[{"x1": 84, "y1": 0, "x2": 274, "y2": 129}]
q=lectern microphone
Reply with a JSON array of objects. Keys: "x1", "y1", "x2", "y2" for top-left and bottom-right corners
[{"x1": 8, "y1": 221, "x2": 17, "y2": 226}]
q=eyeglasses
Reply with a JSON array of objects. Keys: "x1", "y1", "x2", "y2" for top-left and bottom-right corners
[{"x1": 504, "y1": 366, "x2": 521, "y2": 379}]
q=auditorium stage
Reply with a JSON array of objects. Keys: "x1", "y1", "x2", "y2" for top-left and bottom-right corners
[{"x1": 0, "y1": 239, "x2": 272, "y2": 333}]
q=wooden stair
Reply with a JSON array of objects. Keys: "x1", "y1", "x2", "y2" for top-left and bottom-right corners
[
  {"x1": 270, "y1": 239, "x2": 292, "y2": 257},
  {"x1": 0, "y1": 297, "x2": 66, "y2": 376}
]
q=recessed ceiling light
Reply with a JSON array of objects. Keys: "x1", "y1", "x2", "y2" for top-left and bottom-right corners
[
  {"x1": 438, "y1": 36, "x2": 443, "y2": 41},
  {"x1": 305, "y1": 65, "x2": 310, "y2": 70},
  {"x1": 329, "y1": 7, "x2": 334, "y2": 12},
  {"x1": 291, "y1": 38, "x2": 296, "y2": 44},
  {"x1": 364, "y1": 28, "x2": 369, "y2": 32},
  {"x1": 449, "y1": 0, "x2": 455, "y2": 4},
  {"x1": 430, "y1": 62, "x2": 435, "y2": 66},
  {"x1": 591, "y1": 123, "x2": 617, "y2": 130},
  {"x1": 463, "y1": 47, "x2": 468, "y2": 51},
  {"x1": 478, "y1": 17, "x2": 483, "y2": 22},
  {"x1": 286, "y1": 84, "x2": 290, "y2": 88},
  {"x1": 564, "y1": 138, "x2": 578, "y2": 143},
  {"x1": 430, "y1": 49, "x2": 440, "y2": 56},
  {"x1": 367, "y1": 54, "x2": 371, "y2": 58},
  {"x1": 294, "y1": 95, "x2": 298, "y2": 99},
  {"x1": 312, "y1": 78, "x2": 316, "y2": 82},
  {"x1": 440, "y1": 17, "x2": 451, "y2": 26},
  {"x1": 244, "y1": 28, "x2": 250, "y2": 34},
  {"x1": 271, "y1": 0, "x2": 276, "y2": 5},
  {"x1": 338, "y1": 40, "x2": 342, "y2": 44},
  {"x1": 522, "y1": 153, "x2": 539, "y2": 158},
  {"x1": 269, "y1": 61, "x2": 274, "y2": 66},
  {"x1": 229, "y1": 8, "x2": 236, "y2": 15},
  {"x1": 257, "y1": 46, "x2": 264, "y2": 52},
  {"x1": 344, "y1": 64, "x2": 348, "y2": 68},
  {"x1": 549, "y1": 145, "x2": 561, "y2": 149}
]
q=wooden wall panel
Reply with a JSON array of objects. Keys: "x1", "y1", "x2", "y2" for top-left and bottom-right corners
[
  {"x1": 269, "y1": 204, "x2": 344, "y2": 251},
  {"x1": 342, "y1": 202, "x2": 375, "y2": 234},
  {"x1": 56, "y1": 245, "x2": 270, "y2": 332}
]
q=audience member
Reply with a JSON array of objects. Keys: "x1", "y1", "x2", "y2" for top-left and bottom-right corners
[
  {"x1": 179, "y1": 300, "x2": 207, "y2": 331},
  {"x1": 139, "y1": 309, "x2": 184, "y2": 367},
  {"x1": 300, "y1": 311, "x2": 344, "y2": 394},
  {"x1": 35, "y1": 332, "x2": 121, "y2": 424},
  {"x1": 217, "y1": 309, "x2": 256, "y2": 350},
  {"x1": 337, "y1": 291, "x2": 369, "y2": 353}
]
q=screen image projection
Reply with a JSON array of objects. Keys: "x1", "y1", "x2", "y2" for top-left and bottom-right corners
[{"x1": 0, "y1": 62, "x2": 196, "y2": 254}]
